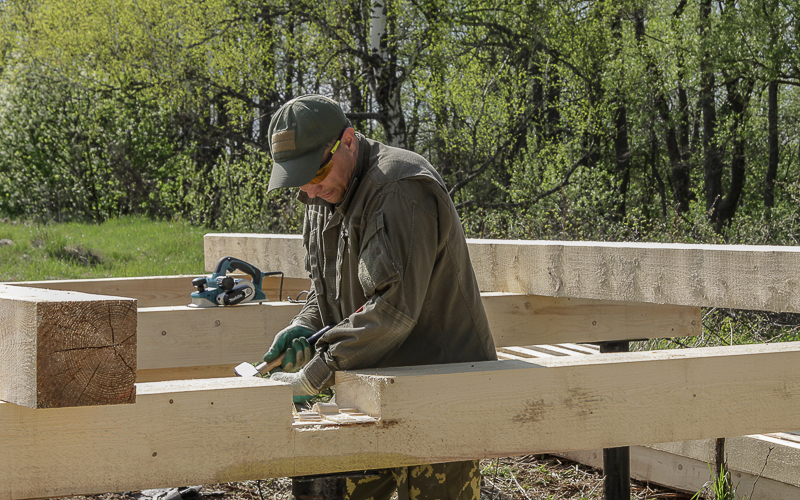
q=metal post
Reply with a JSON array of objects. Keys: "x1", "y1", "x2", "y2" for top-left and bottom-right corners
[
  {"x1": 599, "y1": 340, "x2": 630, "y2": 500},
  {"x1": 291, "y1": 471, "x2": 381, "y2": 500},
  {"x1": 291, "y1": 476, "x2": 346, "y2": 500}
]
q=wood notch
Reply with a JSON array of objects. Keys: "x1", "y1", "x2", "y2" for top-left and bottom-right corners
[{"x1": 0, "y1": 285, "x2": 137, "y2": 409}]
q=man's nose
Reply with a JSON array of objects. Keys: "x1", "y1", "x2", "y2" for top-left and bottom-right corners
[{"x1": 302, "y1": 183, "x2": 322, "y2": 198}]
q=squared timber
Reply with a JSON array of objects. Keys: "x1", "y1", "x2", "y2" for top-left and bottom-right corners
[
  {"x1": 335, "y1": 342, "x2": 800, "y2": 462},
  {"x1": 0, "y1": 285, "x2": 137, "y2": 408},
  {"x1": 4, "y1": 275, "x2": 310, "y2": 308},
  {"x1": 3, "y1": 342, "x2": 800, "y2": 499},
  {"x1": 203, "y1": 233, "x2": 800, "y2": 312},
  {"x1": 134, "y1": 294, "x2": 698, "y2": 381}
]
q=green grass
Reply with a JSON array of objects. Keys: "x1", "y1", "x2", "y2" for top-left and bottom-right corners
[{"x1": 0, "y1": 216, "x2": 206, "y2": 281}]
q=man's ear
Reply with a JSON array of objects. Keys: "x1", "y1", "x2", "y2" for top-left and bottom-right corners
[{"x1": 342, "y1": 127, "x2": 358, "y2": 153}]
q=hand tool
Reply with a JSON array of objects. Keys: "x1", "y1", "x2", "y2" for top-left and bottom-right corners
[
  {"x1": 234, "y1": 325, "x2": 334, "y2": 377},
  {"x1": 188, "y1": 256, "x2": 283, "y2": 307}
]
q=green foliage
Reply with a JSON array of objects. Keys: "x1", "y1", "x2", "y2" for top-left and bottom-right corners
[
  {"x1": 691, "y1": 462, "x2": 737, "y2": 500},
  {"x1": 0, "y1": 61, "x2": 193, "y2": 223},
  {"x1": 0, "y1": 0, "x2": 798, "y2": 240},
  {"x1": 0, "y1": 216, "x2": 205, "y2": 281}
]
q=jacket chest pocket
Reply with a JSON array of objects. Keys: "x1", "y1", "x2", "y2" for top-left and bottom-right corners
[{"x1": 357, "y1": 210, "x2": 399, "y2": 297}]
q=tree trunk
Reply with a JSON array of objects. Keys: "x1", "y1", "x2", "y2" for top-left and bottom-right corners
[
  {"x1": 634, "y1": 8, "x2": 690, "y2": 213},
  {"x1": 700, "y1": 0, "x2": 723, "y2": 217},
  {"x1": 367, "y1": 0, "x2": 407, "y2": 148},
  {"x1": 714, "y1": 78, "x2": 753, "y2": 232},
  {"x1": 611, "y1": 11, "x2": 631, "y2": 221},
  {"x1": 765, "y1": 80, "x2": 779, "y2": 208}
]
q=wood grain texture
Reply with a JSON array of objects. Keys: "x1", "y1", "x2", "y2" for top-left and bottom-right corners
[
  {"x1": 136, "y1": 302, "x2": 302, "y2": 370},
  {"x1": 484, "y1": 293, "x2": 700, "y2": 345},
  {"x1": 0, "y1": 285, "x2": 137, "y2": 408},
  {"x1": 649, "y1": 434, "x2": 800, "y2": 488},
  {"x1": 467, "y1": 239, "x2": 800, "y2": 312},
  {"x1": 204, "y1": 234, "x2": 305, "y2": 277},
  {"x1": 203, "y1": 234, "x2": 800, "y2": 311},
  {"x1": 557, "y1": 444, "x2": 800, "y2": 498},
  {"x1": 135, "y1": 364, "x2": 237, "y2": 383},
  {"x1": 0, "y1": 378, "x2": 293, "y2": 500},
  {"x1": 5, "y1": 276, "x2": 310, "y2": 308},
  {"x1": 3, "y1": 343, "x2": 800, "y2": 499},
  {"x1": 133, "y1": 294, "x2": 697, "y2": 378},
  {"x1": 335, "y1": 342, "x2": 800, "y2": 461}
]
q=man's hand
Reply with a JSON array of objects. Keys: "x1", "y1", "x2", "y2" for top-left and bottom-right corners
[
  {"x1": 269, "y1": 369, "x2": 317, "y2": 403},
  {"x1": 263, "y1": 325, "x2": 315, "y2": 373}
]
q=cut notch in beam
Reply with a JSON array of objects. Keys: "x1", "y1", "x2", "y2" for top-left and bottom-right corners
[
  {"x1": 335, "y1": 341, "x2": 800, "y2": 459},
  {"x1": 0, "y1": 285, "x2": 137, "y2": 408},
  {"x1": 4, "y1": 342, "x2": 800, "y2": 499}
]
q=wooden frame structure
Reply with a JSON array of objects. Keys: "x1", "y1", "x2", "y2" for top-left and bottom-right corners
[{"x1": 2, "y1": 235, "x2": 800, "y2": 499}]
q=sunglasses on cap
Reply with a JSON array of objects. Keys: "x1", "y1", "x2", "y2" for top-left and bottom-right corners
[{"x1": 308, "y1": 129, "x2": 346, "y2": 185}]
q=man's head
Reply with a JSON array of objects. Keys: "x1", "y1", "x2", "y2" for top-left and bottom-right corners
[{"x1": 267, "y1": 95, "x2": 356, "y2": 203}]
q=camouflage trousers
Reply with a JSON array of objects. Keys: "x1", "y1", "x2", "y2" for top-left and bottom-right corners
[{"x1": 344, "y1": 460, "x2": 481, "y2": 500}]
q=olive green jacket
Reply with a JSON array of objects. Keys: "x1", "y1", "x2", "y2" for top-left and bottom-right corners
[{"x1": 294, "y1": 135, "x2": 496, "y2": 390}]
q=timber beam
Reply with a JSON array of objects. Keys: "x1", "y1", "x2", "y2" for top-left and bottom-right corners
[
  {"x1": 133, "y1": 294, "x2": 699, "y2": 381},
  {"x1": 4, "y1": 275, "x2": 311, "y2": 308},
  {"x1": 203, "y1": 233, "x2": 800, "y2": 312},
  {"x1": 0, "y1": 285, "x2": 137, "y2": 408},
  {"x1": 3, "y1": 342, "x2": 800, "y2": 500}
]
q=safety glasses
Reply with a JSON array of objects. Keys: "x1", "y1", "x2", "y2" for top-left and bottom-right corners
[{"x1": 308, "y1": 129, "x2": 345, "y2": 185}]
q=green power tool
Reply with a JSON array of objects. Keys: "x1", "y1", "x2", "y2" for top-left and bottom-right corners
[{"x1": 188, "y1": 256, "x2": 283, "y2": 307}]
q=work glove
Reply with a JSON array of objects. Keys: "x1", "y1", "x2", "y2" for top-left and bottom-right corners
[
  {"x1": 263, "y1": 324, "x2": 315, "y2": 373},
  {"x1": 269, "y1": 369, "x2": 318, "y2": 403}
]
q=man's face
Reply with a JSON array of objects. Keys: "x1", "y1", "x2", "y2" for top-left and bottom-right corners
[{"x1": 300, "y1": 129, "x2": 357, "y2": 204}]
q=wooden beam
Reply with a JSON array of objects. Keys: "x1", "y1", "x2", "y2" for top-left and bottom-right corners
[
  {"x1": 4, "y1": 276, "x2": 311, "y2": 308},
  {"x1": 133, "y1": 294, "x2": 699, "y2": 376},
  {"x1": 648, "y1": 434, "x2": 800, "y2": 488},
  {"x1": 0, "y1": 285, "x2": 137, "y2": 408},
  {"x1": 4, "y1": 342, "x2": 800, "y2": 499},
  {"x1": 334, "y1": 342, "x2": 800, "y2": 460},
  {"x1": 135, "y1": 364, "x2": 236, "y2": 383},
  {"x1": 557, "y1": 444, "x2": 800, "y2": 499},
  {"x1": 483, "y1": 293, "x2": 700, "y2": 346},
  {"x1": 0, "y1": 378, "x2": 293, "y2": 500},
  {"x1": 203, "y1": 233, "x2": 800, "y2": 312},
  {"x1": 136, "y1": 302, "x2": 302, "y2": 370}
]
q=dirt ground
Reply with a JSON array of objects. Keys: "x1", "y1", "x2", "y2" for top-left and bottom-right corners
[{"x1": 50, "y1": 455, "x2": 694, "y2": 500}]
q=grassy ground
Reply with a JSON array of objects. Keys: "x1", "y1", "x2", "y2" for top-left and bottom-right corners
[{"x1": 0, "y1": 216, "x2": 206, "y2": 281}]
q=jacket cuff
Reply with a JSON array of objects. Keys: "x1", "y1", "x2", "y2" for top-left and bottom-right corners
[{"x1": 304, "y1": 355, "x2": 335, "y2": 390}]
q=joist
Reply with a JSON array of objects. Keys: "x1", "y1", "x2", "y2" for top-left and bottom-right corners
[
  {"x1": 4, "y1": 276, "x2": 311, "y2": 308},
  {"x1": 3, "y1": 341, "x2": 800, "y2": 500},
  {"x1": 648, "y1": 434, "x2": 800, "y2": 488},
  {"x1": 482, "y1": 292, "x2": 699, "y2": 345},
  {"x1": 136, "y1": 302, "x2": 302, "y2": 372},
  {"x1": 557, "y1": 443, "x2": 800, "y2": 499},
  {"x1": 203, "y1": 233, "x2": 800, "y2": 312},
  {"x1": 0, "y1": 285, "x2": 137, "y2": 408},
  {"x1": 133, "y1": 293, "x2": 699, "y2": 379}
]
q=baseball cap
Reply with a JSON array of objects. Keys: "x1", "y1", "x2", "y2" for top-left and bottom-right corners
[{"x1": 267, "y1": 94, "x2": 349, "y2": 191}]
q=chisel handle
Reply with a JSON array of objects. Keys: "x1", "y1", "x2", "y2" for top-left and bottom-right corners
[{"x1": 249, "y1": 324, "x2": 334, "y2": 376}]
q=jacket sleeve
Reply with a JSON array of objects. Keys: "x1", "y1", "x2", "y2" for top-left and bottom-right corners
[{"x1": 303, "y1": 180, "x2": 445, "y2": 390}]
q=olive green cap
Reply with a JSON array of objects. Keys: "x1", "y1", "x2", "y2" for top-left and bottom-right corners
[{"x1": 267, "y1": 94, "x2": 348, "y2": 191}]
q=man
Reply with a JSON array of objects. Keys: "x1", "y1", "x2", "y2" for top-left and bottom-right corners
[{"x1": 264, "y1": 94, "x2": 496, "y2": 500}]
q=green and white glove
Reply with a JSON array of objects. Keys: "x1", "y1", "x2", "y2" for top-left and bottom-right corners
[
  {"x1": 263, "y1": 325, "x2": 315, "y2": 373},
  {"x1": 269, "y1": 369, "x2": 318, "y2": 403}
]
